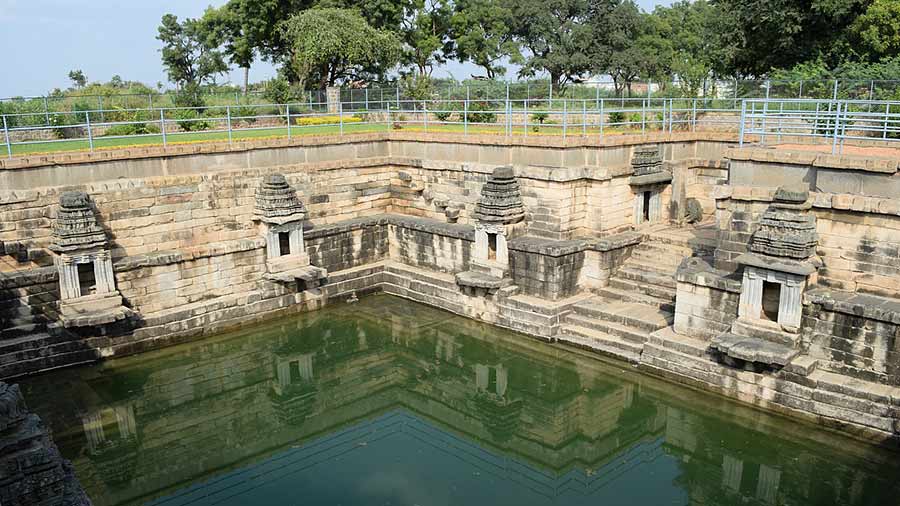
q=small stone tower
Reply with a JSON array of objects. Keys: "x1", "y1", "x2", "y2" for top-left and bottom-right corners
[
  {"x1": 253, "y1": 174, "x2": 326, "y2": 287},
  {"x1": 456, "y1": 166, "x2": 526, "y2": 293},
  {"x1": 51, "y1": 191, "x2": 132, "y2": 327},
  {"x1": 628, "y1": 146, "x2": 671, "y2": 225},
  {"x1": 710, "y1": 186, "x2": 821, "y2": 371}
]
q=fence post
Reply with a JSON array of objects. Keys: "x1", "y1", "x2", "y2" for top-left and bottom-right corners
[
  {"x1": 799, "y1": 80, "x2": 803, "y2": 99},
  {"x1": 760, "y1": 98, "x2": 768, "y2": 146},
  {"x1": 286, "y1": 104, "x2": 292, "y2": 140},
  {"x1": 669, "y1": 98, "x2": 674, "y2": 134},
  {"x1": 98, "y1": 96, "x2": 104, "y2": 122},
  {"x1": 3, "y1": 115, "x2": 11, "y2": 158},
  {"x1": 582, "y1": 100, "x2": 586, "y2": 136},
  {"x1": 226, "y1": 106, "x2": 232, "y2": 144},
  {"x1": 395, "y1": 87, "x2": 400, "y2": 110},
  {"x1": 549, "y1": 82, "x2": 553, "y2": 109},
  {"x1": 160, "y1": 109, "x2": 167, "y2": 147},
  {"x1": 641, "y1": 99, "x2": 646, "y2": 134},
  {"x1": 765, "y1": 80, "x2": 771, "y2": 100},
  {"x1": 563, "y1": 100, "x2": 567, "y2": 138},
  {"x1": 599, "y1": 98, "x2": 604, "y2": 140},
  {"x1": 595, "y1": 86, "x2": 600, "y2": 111},
  {"x1": 365, "y1": 88, "x2": 369, "y2": 111},
  {"x1": 831, "y1": 101, "x2": 841, "y2": 154},
  {"x1": 733, "y1": 78, "x2": 738, "y2": 108},
  {"x1": 524, "y1": 99, "x2": 528, "y2": 136},
  {"x1": 738, "y1": 100, "x2": 746, "y2": 147},
  {"x1": 884, "y1": 103, "x2": 890, "y2": 139},
  {"x1": 43, "y1": 97, "x2": 50, "y2": 126},
  {"x1": 339, "y1": 102, "x2": 344, "y2": 136},
  {"x1": 506, "y1": 82, "x2": 511, "y2": 136},
  {"x1": 85, "y1": 112, "x2": 94, "y2": 153},
  {"x1": 424, "y1": 100, "x2": 428, "y2": 132},
  {"x1": 691, "y1": 98, "x2": 697, "y2": 131},
  {"x1": 464, "y1": 100, "x2": 468, "y2": 135},
  {"x1": 832, "y1": 80, "x2": 839, "y2": 100},
  {"x1": 149, "y1": 94, "x2": 153, "y2": 109}
]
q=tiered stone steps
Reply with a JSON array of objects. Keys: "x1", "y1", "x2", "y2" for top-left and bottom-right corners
[
  {"x1": 0, "y1": 255, "x2": 98, "y2": 379},
  {"x1": 557, "y1": 234, "x2": 690, "y2": 362}
]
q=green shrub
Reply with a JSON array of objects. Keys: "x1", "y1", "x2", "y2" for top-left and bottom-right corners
[
  {"x1": 433, "y1": 108, "x2": 454, "y2": 122},
  {"x1": 465, "y1": 101, "x2": 496, "y2": 124},
  {"x1": 234, "y1": 105, "x2": 258, "y2": 124},
  {"x1": 103, "y1": 122, "x2": 160, "y2": 137},
  {"x1": 531, "y1": 112, "x2": 549, "y2": 124},
  {"x1": 607, "y1": 111, "x2": 626, "y2": 124},
  {"x1": 173, "y1": 108, "x2": 211, "y2": 132}
]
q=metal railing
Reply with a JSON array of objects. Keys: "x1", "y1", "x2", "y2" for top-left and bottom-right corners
[
  {"x1": 4, "y1": 78, "x2": 900, "y2": 126},
  {"x1": 739, "y1": 99, "x2": 900, "y2": 154},
  {"x1": 4, "y1": 96, "x2": 900, "y2": 158}
]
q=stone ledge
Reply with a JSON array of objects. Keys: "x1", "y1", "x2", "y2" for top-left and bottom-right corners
[
  {"x1": 507, "y1": 236, "x2": 590, "y2": 257},
  {"x1": 113, "y1": 238, "x2": 265, "y2": 272},
  {"x1": 804, "y1": 288, "x2": 900, "y2": 325},
  {"x1": 725, "y1": 147, "x2": 899, "y2": 174},
  {"x1": 676, "y1": 257, "x2": 742, "y2": 293},
  {"x1": 0, "y1": 266, "x2": 58, "y2": 289}
]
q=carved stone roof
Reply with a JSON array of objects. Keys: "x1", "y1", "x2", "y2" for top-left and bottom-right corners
[
  {"x1": 50, "y1": 191, "x2": 108, "y2": 253},
  {"x1": 631, "y1": 146, "x2": 663, "y2": 177},
  {"x1": 474, "y1": 166, "x2": 525, "y2": 225},
  {"x1": 254, "y1": 174, "x2": 306, "y2": 224},
  {"x1": 749, "y1": 187, "x2": 817, "y2": 260}
]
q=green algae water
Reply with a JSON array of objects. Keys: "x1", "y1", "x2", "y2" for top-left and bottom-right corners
[{"x1": 18, "y1": 295, "x2": 900, "y2": 506}]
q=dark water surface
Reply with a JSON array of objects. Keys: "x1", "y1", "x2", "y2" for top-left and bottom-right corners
[{"x1": 18, "y1": 295, "x2": 900, "y2": 506}]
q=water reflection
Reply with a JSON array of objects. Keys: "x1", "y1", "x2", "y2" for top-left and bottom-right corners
[{"x1": 19, "y1": 295, "x2": 900, "y2": 506}]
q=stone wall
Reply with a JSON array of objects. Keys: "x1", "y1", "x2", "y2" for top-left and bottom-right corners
[
  {"x1": 0, "y1": 382, "x2": 92, "y2": 506},
  {"x1": 674, "y1": 259, "x2": 741, "y2": 341},
  {"x1": 803, "y1": 290, "x2": 900, "y2": 386}
]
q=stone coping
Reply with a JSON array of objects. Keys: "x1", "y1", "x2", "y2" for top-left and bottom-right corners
[
  {"x1": 629, "y1": 171, "x2": 673, "y2": 186},
  {"x1": 0, "y1": 265, "x2": 57, "y2": 289},
  {"x1": 675, "y1": 257, "x2": 743, "y2": 293},
  {"x1": 507, "y1": 236, "x2": 592, "y2": 257},
  {"x1": 113, "y1": 238, "x2": 265, "y2": 272},
  {"x1": 712, "y1": 185, "x2": 900, "y2": 218},
  {"x1": 736, "y1": 252, "x2": 818, "y2": 276},
  {"x1": 805, "y1": 288, "x2": 900, "y2": 325},
  {"x1": 0, "y1": 131, "x2": 739, "y2": 171},
  {"x1": 725, "y1": 147, "x2": 899, "y2": 175}
]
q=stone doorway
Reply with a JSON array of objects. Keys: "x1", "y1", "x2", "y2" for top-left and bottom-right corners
[
  {"x1": 77, "y1": 262, "x2": 96, "y2": 296},
  {"x1": 634, "y1": 188, "x2": 662, "y2": 225},
  {"x1": 761, "y1": 281, "x2": 780, "y2": 321},
  {"x1": 487, "y1": 233, "x2": 498, "y2": 261},
  {"x1": 278, "y1": 231, "x2": 292, "y2": 256}
]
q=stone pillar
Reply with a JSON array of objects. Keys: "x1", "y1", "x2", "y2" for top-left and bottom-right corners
[
  {"x1": 94, "y1": 252, "x2": 116, "y2": 294},
  {"x1": 738, "y1": 267, "x2": 763, "y2": 320},
  {"x1": 289, "y1": 226, "x2": 304, "y2": 256},
  {"x1": 475, "y1": 364, "x2": 489, "y2": 391},
  {"x1": 722, "y1": 455, "x2": 743, "y2": 492},
  {"x1": 265, "y1": 229, "x2": 280, "y2": 260},
  {"x1": 634, "y1": 194, "x2": 645, "y2": 225},
  {"x1": 58, "y1": 257, "x2": 80, "y2": 300},
  {"x1": 474, "y1": 228, "x2": 489, "y2": 261},
  {"x1": 756, "y1": 464, "x2": 781, "y2": 504},
  {"x1": 495, "y1": 232, "x2": 509, "y2": 267},
  {"x1": 778, "y1": 278, "x2": 804, "y2": 329},
  {"x1": 326, "y1": 86, "x2": 341, "y2": 113},
  {"x1": 495, "y1": 365, "x2": 508, "y2": 396},
  {"x1": 650, "y1": 190, "x2": 662, "y2": 221}
]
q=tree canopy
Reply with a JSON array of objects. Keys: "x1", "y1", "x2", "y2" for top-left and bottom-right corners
[
  {"x1": 155, "y1": 0, "x2": 900, "y2": 93},
  {"x1": 280, "y1": 8, "x2": 402, "y2": 88}
]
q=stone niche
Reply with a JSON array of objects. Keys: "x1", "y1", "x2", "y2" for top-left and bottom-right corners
[
  {"x1": 456, "y1": 166, "x2": 526, "y2": 295},
  {"x1": 254, "y1": 174, "x2": 327, "y2": 289},
  {"x1": 628, "y1": 146, "x2": 672, "y2": 225},
  {"x1": 710, "y1": 186, "x2": 820, "y2": 371},
  {"x1": 50, "y1": 191, "x2": 133, "y2": 328}
]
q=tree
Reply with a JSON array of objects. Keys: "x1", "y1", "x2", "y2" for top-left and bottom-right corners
[
  {"x1": 399, "y1": 0, "x2": 454, "y2": 76},
  {"x1": 68, "y1": 70, "x2": 87, "y2": 89},
  {"x1": 597, "y1": 0, "x2": 653, "y2": 96},
  {"x1": 712, "y1": 0, "x2": 871, "y2": 77},
  {"x1": 852, "y1": 0, "x2": 900, "y2": 60},
  {"x1": 508, "y1": 0, "x2": 602, "y2": 92},
  {"x1": 281, "y1": 8, "x2": 402, "y2": 89},
  {"x1": 450, "y1": 0, "x2": 519, "y2": 79},
  {"x1": 157, "y1": 13, "x2": 229, "y2": 88}
]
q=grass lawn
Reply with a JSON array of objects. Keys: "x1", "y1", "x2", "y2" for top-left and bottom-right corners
[{"x1": 3, "y1": 121, "x2": 666, "y2": 157}]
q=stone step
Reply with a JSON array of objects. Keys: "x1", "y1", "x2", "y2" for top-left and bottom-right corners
[
  {"x1": 628, "y1": 250, "x2": 685, "y2": 269},
  {"x1": 572, "y1": 299, "x2": 674, "y2": 333},
  {"x1": 0, "y1": 337, "x2": 94, "y2": 367},
  {"x1": 0, "y1": 322, "x2": 44, "y2": 340},
  {"x1": 646, "y1": 327, "x2": 710, "y2": 358},
  {"x1": 607, "y1": 277, "x2": 677, "y2": 301},
  {"x1": 634, "y1": 240, "x2": 694, "y2": 258},
  {"x1": 557, "y1": 327, "x2": 642, "y2": 364},
  {"x1": 731, "y1": 319, "x2": 798, "y2": 347},
  {"x1": 0, "y1": 332, "x2": 73, "y2": 356},
  {"x1": 596, "y1": 286, "x2": 675, "y2": 311},
  {"x1": 0, "y1": 348, "x2": 100, "y2": 380},
  {"x1": 564, "y1": 314, "x2": 649, "y2": 343},
  {"x1": 612, "y1": 265, "x2": 677, "y2": 290}
]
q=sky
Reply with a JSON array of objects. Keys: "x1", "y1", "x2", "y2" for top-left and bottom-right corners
[{"x1": 0, "y1": 0, "x2": 672, "y2": 98}]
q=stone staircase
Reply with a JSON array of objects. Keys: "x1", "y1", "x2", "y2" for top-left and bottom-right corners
[
  {"x1": 0, "y1": 252, "x2": 97, "y2": 380},
  {"x1": 557, "y1": 227, "x2": 715, "y2": 363}
]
